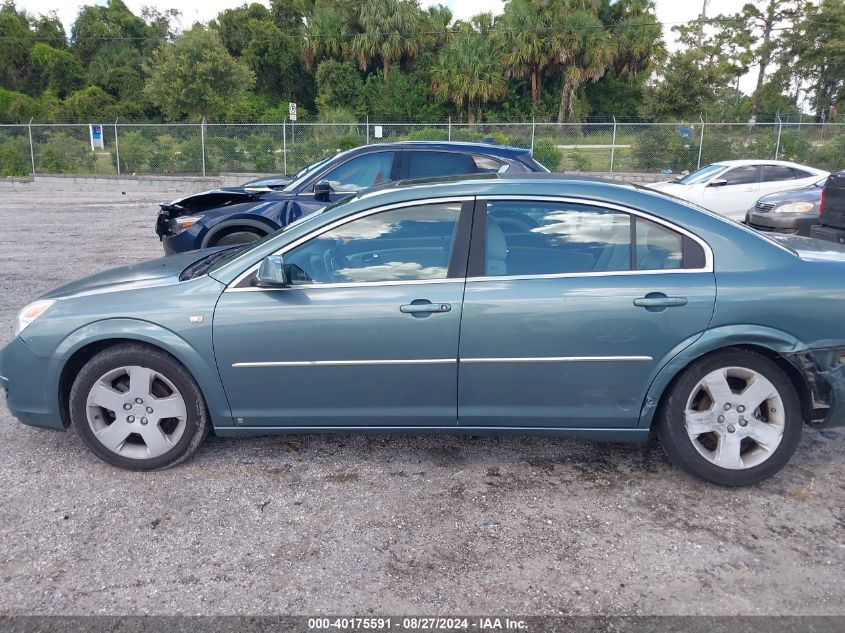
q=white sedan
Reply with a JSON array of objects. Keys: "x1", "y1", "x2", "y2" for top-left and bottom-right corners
[{"x1": 648, "y1": 160, "x2": 829, "y2": 221}]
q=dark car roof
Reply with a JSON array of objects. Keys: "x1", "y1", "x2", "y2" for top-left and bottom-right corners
[{"x1": 346, "y1": 141, "x2": 532, "y2": 157}]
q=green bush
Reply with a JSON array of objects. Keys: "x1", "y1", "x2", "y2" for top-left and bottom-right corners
[
  {"x1": 567, "y1": 150, "x2": 590, "y2": 172},
  {"x1": 247, "y1": 133, "x2": 278, "y2": 172},
  {"x1": 0, "y1": 134, "x2": 31, "y2": 176},
  {"x1": 532, "y1": 138, "x2": 562, "y2": 171},
  {"x1": 809, "y1": 135, "x2": 845, "y2": 172},
  {"x1": 37, "y1": 132, "x2": 96, "y2": 173},
  {"x1": 113, "y1": 130, "x2": 154, "y2": 173},
  {"x1": 401, "y1": 128, "x2": 448, "y2": 141}
]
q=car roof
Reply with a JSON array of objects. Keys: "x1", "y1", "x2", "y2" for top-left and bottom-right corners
[
  {"x1": 710, "y1": 159, "x2": 823, "y2": 170},
  {"x1": 351, "y1": 173, "x2": 639, "y2": 206},
  {"x1": 348, "y1": 141, "x2": 532, "y2": 157}
]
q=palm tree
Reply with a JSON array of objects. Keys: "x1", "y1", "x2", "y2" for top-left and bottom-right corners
[
  {"x1": 603, "y1": 0, "x2": 665, "y2": 80},
  {"x1": 351, "y1": 0, "x2": 420, "y2": 81},
  {"x1": 430, "y1": 19, "x2": 507, "y2": 122},
  {"x1": 499, "y1": 0, "x2": 552, "y2": 108},
  {"x1": 304, "y1": 0, "x2": 352, "y2": 69},
  {"x1": 419, "y1": 4, "x2": 453, "y2": 52},
  {"x1": 550, "y1": 1, "x2": 614, "y2": 122}
]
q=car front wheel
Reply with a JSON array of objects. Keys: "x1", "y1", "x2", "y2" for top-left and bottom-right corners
[
  {"x1": 657, "y1": 349, "x2": 802, "y2": 486},
  {"x1": 69, "y1": 344, "x2": 209, "y2": 470}
]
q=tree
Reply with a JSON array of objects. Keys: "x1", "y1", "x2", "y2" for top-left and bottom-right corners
[
  {"x1": 61, "y1": 85, "x2": 116, "y2": 120},
  {"x1": 214, "y1": 3, "x2": 273, "y2": 57},
  {"x1": 304, "y1": 0, "x2": 357, "y2": 69},
  {"x1": 315, "y1": 59, "x2": 363, "y2": 112},
  {"x1": 351, "y1": 0, "x2": 420, "y2": 81},
  {"x1": 29, "y1": 43, "x2": 85, "y2": 98},
  {"x1": 430, "y1": 18, "x2": 507, "y2": 122},
  {"x1": 788, "y1": 0, "x2": 845, "y2": 119},
  {"x1": 143, "y1": 25, "x2": 255, "y2": 120},
  {"x1": 549, "y1": 1, "x2": 615, "y2": 122},
  {"x1": 499, "y1": 0, "x2": 552, "y2": 108},
  {"x1": 720, "y1": 0, "x2": 806, "y2": 124},
  {"x1": 0, "y1": 2, "x2": 33, "y2": 90}
]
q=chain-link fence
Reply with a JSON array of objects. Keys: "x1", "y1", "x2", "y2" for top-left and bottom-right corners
[{"x1": 1, "y1": 119, "x2": 844, "y2": 178}]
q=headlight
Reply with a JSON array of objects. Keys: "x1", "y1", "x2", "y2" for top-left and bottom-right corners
[
  {"x1": 774, "y1": 202, "x2": 815, "y2": 214},
  {"x1": 174, "y1": 215, "x2": 204, "y2": 231},
  {"x1": 16, "y1": 299, "x2": 56, "y2": 335}
]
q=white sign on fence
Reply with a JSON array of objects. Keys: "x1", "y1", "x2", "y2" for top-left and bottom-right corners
[
  {"x1": 288, "y1": 102, "x2": 297, "y2": 121},
  {"x1": 89, "y1": 124, "x2": 104, "y2": 151},
  {"x1": 374, "y1": 125, "x2": 383, "y2": 139}
]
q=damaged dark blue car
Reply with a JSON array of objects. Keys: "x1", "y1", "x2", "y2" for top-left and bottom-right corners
[{"x1": 155, "y1": 141, "x2": 549, "y2": 254}]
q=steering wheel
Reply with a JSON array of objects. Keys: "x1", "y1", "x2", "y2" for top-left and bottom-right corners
[{"x1": 322, "y1": 241, "x2": 347, "y2": 282}]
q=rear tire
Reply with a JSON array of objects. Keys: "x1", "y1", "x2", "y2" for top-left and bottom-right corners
[
  {"x1": 210, "y1": 229, "x2": 263, "y2": 247},
  {"x1": 69, "y1": 344, "x2": 209, "y2": 470},
  {"x1": 657, "y1": 348, "x2": 802, "y2": 486}
]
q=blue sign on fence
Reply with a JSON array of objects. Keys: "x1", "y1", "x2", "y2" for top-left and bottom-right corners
[{"x1": 89, "y1": 124, "x2": 104, "y2": 151}]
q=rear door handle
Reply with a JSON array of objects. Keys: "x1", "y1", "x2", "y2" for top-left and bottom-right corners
[
  {"x1": 634, "y1": 295, "x2": 688, "y2": 308},
  {"x1": 400, "y1": 300, "x2": 451, "y2": 315}
]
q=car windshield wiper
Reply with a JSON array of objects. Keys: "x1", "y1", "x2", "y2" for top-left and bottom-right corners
[{"x1": 180, "y1": 245, "x2": 251, "y2": 281}]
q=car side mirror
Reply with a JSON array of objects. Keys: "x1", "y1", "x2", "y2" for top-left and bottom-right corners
[
  {"x1": 708, "y1": 178, "x2": 728, "y2": 187},
  {"x1": 314, "y1": 180, "x2": 333, "y2": 202},
  {"x1": 256, "y1": 255, "x2": 288, "y2": 287}
]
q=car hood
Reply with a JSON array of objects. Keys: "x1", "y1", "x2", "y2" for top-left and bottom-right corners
[
  {"x1": 40, "y1": 249, "x2": 223, "y2": 300},
  {"x1": 648, "y1": 181, "x2": 684, "y2": 192},
  {"x1": 757, "y1": 185, "x2": 822, "y2": 204}
]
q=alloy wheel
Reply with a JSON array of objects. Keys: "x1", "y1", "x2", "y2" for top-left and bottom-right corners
[
  {"x1": 85, "y1": 365, "x2": 188, "y2": 460},
  {"x1": 684, "y1": 366, "x2": 785, "y2": 470}
]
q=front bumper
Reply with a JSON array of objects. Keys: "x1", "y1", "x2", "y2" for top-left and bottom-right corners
[
  {"x1": 160, "y1": 226, "x2": 203, "y2": 255},
  {"x1": 745, "y1": 212, "x2": 815, "y2": 236},
  {"x1": 0, "y1": 336, "x2": 64, "y2": 431}
]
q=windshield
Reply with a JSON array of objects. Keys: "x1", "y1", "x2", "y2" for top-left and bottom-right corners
[
  {"x1": 676, "y1": 163, "x2": 727, "y2": 185},
  {"x1": 286, "y1": 150, "x2": 357, "y2": 191}
]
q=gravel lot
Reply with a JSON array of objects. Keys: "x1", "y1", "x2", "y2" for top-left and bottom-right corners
[{"x1": 0, "y1": 186, "x2": 844, "y2": 616}]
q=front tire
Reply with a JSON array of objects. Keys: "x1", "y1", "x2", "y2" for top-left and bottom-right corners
[
  {"x1": 210, "y1": 229, "x2": 263, "y2": 247},
  {"x1": 69, "y1": 344, "x2": 209, "y2": 470},
  {"x1": 657, "y1": 349, "x2": 802, "y2": 486}
]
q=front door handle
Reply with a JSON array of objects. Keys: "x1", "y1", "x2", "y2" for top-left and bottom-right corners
[
  {"x1": 634, "y1": 295, "x2": 688, "y2": 308},
  {"x1": 400, "y1": 300, "x2": 451, "y2": 315}
]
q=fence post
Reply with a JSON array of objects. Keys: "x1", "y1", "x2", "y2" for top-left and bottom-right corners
[
  {"x1": 697, "y1": 117, "x2": 705, "y2": 170},
  {"x1": 282, "y1": 117, "x2": 287, "y2": 174},
  {"x1": 610, "y1": 116, "x2": 617, "y2": 172},
  {"x1": 448, "y1": 115, "x2": 451, "y2": 141},
  {"x1": 27, "y1": 117, "x2": 35, "y2": 175},
  {"x1": 200, "y1": 118, "x2": 206, "y2": 177},
  {"x1": 114, "y1": 118, "x2": 120, "y2": 176},
  {"x1": 774, "y1": 115, "x2": 783, "y2": 160},
  {"x1": 530, "y1": 116, "x2": 536, "y2": 155},
  {"x1": 366, "y1": 115, "x2": 370, "y2": 144}
]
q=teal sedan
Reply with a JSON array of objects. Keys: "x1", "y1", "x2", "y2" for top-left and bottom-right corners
[{"x1": 3, "y1": 176, "x2": 845, "y2": 486}]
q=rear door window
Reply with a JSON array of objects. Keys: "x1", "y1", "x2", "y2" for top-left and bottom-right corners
[
  {"x1": 761, "y1": 165, "x2": 796, "y2": 182},
  {"x1": 405, "y1": 151, "x2": 475, "y2": 179}
]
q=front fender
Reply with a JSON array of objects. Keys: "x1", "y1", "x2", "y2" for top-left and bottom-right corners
[
  {"x1": 638, "y1": 325, "x2": 804, "y2": 429},
  {"x1": 52, "y1": 318, "x2": 234, "y2": 429},
  {"x1": 199, "y1": 216, "x2": 280, "y2": 249}
]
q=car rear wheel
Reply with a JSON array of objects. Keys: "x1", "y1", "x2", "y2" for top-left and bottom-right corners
[
  {"x1": 211, "y1": 229, "x2": 263, "y2": 247},
  {"x1": 69, "y1": 344, "x2": 209, "y2": 470},
  {"x1": 657, "y1": 349, "x2": 802, "y2": 486}
]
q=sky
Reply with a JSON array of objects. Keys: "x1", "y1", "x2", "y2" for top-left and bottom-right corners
[{"x1": 16, "y1": 0, "x2": 757, "y2": 92}]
